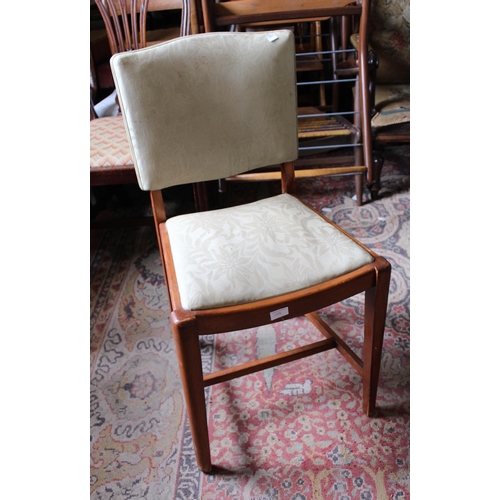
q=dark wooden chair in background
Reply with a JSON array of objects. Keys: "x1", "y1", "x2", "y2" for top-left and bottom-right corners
[
  {"x1": 370, "y1": 85, "x2": 409, "y2": 199},
  {"x1": 111, "y1": 30, "x2": 391, "y2": 473},
  {"x1": 367, "y1": 0, "x2": 409, "y2": 200},
  {"x1": 197, "y1": 0, "x2": 376, "y2": 206},
  {"x1": 90, "y1": 0, "x2": 196, "y2": 226}
]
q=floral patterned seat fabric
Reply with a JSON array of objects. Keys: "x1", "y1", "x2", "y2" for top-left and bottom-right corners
[{"x1": 167, "y1": 193, "x2": 374, "y2": 310}]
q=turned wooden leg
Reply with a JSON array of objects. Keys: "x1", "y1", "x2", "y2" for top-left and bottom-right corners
[
  {"x1": 362, "y1": 258, "x2": 392, "y2": 417},
  {"x1": 171, "y1": 312, "x2": 212, "y2": 472}
]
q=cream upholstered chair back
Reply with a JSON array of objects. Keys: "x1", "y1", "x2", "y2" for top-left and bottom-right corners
[{"x1": 110, "y1": 30, "x2": 299, "y2": 191}]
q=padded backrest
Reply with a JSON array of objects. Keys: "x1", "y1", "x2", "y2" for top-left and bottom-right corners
[{"x1": 110, "y1": 30, "x2": 298, "y2": 191}]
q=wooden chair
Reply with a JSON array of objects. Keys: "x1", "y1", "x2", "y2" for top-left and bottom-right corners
[
  {"x1": 198, "y1": 0, "x2": 375, "y2": 206},
  {"x1": 110, "y1": 30, "x2": 392, "y2": 473},
  {"x1": 350, "y1": 34, "x2": 409, "y2": 199},
  {"x1": 90, "y1": 0, "x2": 204, "y2": 222},
  {"x1": 367, "y1": 0, "x2": 409, "y2": 198}
]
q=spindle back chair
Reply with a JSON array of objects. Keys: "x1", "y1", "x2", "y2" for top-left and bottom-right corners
[{"x1": 90, "y1": 0, "x2": 192, "y2": 220}]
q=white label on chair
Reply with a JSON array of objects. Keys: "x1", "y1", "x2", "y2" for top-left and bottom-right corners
[
  {"x1": 270, "y1": 307, "x2": 289, "y2": 321},
  {"x1": 267, "y1": 33, "x2": 279, "y2": 42}
]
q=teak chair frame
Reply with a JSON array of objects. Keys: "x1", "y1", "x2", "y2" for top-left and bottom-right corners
[{"x1": 111, "y1": 31, "x2": 391, "y2": 473}]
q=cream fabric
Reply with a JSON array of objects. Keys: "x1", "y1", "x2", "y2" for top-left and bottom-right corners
[
  {"x1": 90, "y1": 116, "x2": 133, "y2": 168},
  {"x1": 166, "y1": 193, "x2": 374, "y2": 310},
  {"x1": 110, "y1": 31, "x2": 299, "y2": 191}
]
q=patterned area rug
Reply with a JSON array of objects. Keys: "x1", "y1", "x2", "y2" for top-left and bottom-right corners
[{"x1": 90, "y1": 146, "x2": 409, "y2": 499}]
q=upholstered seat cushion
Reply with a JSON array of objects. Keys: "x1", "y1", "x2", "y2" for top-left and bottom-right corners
[
  {"x1": 166, "y1": 193, "x2": 374, "y2": 310},
  {"x1": 90, "y1": 116, "x2": 133, "y2": 168}
]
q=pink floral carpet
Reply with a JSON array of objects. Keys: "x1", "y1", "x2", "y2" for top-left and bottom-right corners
[{"x1": 90, "y1": 145, "x2": 409, "y2": 499}]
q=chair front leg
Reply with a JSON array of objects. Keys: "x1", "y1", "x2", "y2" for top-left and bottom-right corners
[
  {"x1": 362, "y1": 260, "x2": 391, "y2": 416},
  {"x1": 171, "y1": 312, "x2": 212, "y2": 472}
]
